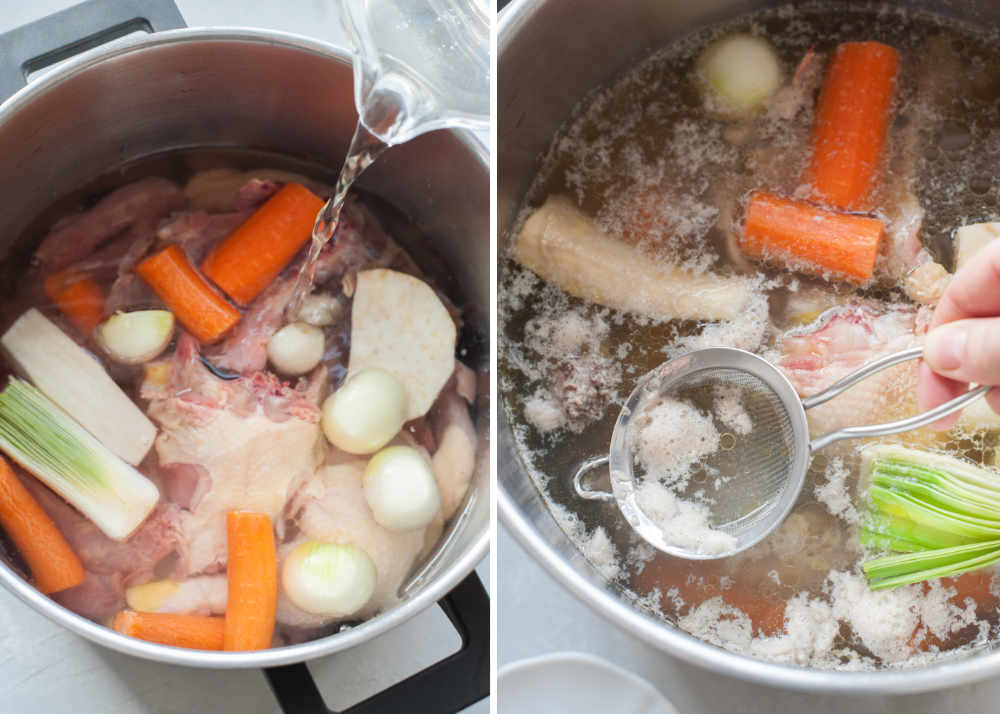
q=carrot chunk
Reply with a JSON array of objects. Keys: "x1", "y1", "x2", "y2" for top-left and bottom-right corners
[
  {"x1": 200, "y1": 182, "x2": 325, "y2": 306},
  {"x1": 740, "y1": 190, "x2": 884, "y2": 283},
  {"x1": 43, "y1": 269, "x2": 105, "y2": 336},
  {"x1": 0, "y1": 455, "x2": 85, "y2": 594},
  {"x1": 805, "y1": 41, "x2": 900, "y2": 211},
  {"x1": 135, "y1": 244, "x2": 241, "y2": 344},
  {"x1": 224, "y1": 511, "x2": 277, "y2": 651},
  {"x1": 112, "y1": 610, "x2": 226, "y2": 650}
]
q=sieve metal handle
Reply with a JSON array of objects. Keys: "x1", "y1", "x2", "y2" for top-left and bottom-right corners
[
  {"x1": 573, "y1": 455, "x2": 614, "y2": 501},
  {"x1": 805, "y1": 347, "x2": 992, "y2": 452}
]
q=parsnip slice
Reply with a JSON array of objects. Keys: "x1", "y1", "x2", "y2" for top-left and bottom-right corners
[
  {"x1": 348, "y1": 269, "x2": 457, "y2": 421},
  {"x1": 954, "y1": 222, "x2": 1000, "y2": 273},
  {"x1": 2, "y1": 309, "x2": 157, "y2": 466},
  {"x1": 512, "y1": 195, "x2": 756, "y2": 322}
]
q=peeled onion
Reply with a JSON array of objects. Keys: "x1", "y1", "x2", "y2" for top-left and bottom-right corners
[
  {"x1": 321, "y1": 368, "x2": 408, "y2": 454},
  {"x1": 697, "y1": 34, "x2": 782, "y2": 117},
  {"x1": 96, "y1": 310, "x2": 174, "y2": 364},
  {"x1": 282, "y1": 540, "x2": 376, "y2": 617},
  {"x1": 267, "y1": 321, "x2": 325, "y2": 376},
  {"x1": 363, "y1": 445, "x2": 440, "y2": 531}
]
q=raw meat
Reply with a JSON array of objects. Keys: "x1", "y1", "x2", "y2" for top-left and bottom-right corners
[
  {"x1": 144, "y1": 335, "x2": 324, "y2": 575},
  {"x1": 778, "y1": 302, "x2": 923, "y2": 434},
  {"x1": 35, "y1": 177, "x2": 185, "y2": 271}
]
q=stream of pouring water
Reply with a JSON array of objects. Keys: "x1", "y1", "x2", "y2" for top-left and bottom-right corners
[
  {"x1": 284, "y1": 121, "x2": 389, "y2": 319},
  {"x1": 284, "y1": 1, "x2": 488, "y2": 319}
]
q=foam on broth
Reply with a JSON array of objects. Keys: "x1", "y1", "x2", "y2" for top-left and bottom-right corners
[{"x1": 501, "y1": 2, "x2": 1000, "y2": 669}]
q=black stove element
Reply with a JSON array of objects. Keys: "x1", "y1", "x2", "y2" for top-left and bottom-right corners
[{"x1": 264, "y1": 571, "x2": 489, "y2": 714}]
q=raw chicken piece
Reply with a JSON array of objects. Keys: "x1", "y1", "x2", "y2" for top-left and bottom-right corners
[
  {"x1": 778, "y1": 302, "x2": 924, "y2": 434},
  {"x1": 144, "y1": 334, "x2": 324, "y2": 575},
  {"x1": 235, "y1": 178, "x2": 282, "y2": 210},
  {"x1": 54, "y1": 572, "x2": 124, "y2": 623},
  {"x1": 35, "y1": 177, "x2": 185, "y2": 271},
  {"x1": 17, "y1": 470, "x2": 184, "y2": 623},
  {"x1": 22, "y1": 475, "x2": 183, "y2": 582},
  {"x1": 429, "y1": 376, "x2": 478, "y2": 522},
  {"x1": 204, "y1": 269, "x2": 301, "y2": 376},
  {"x1": 277, "y1": 460, "x2": 427, "y2": 628}
]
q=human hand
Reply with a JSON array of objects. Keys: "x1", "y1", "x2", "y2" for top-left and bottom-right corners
[{"x1": 917, "y1": 238, "x2": 1000, "y2": 430}]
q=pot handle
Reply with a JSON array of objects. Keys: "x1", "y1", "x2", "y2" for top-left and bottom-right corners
[
  {"x1": 264, "y1": 571, "x2": 489, "y2": 714},
  {"x1": 0, "y1": 0, "x2": 186, "y2": 103}
]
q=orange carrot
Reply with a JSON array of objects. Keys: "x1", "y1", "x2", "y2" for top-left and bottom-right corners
[
  {"x1": 0, "y1": 455, "x2": 85, "y2": 594},
  {"x1": 224, "y1": 511, "x2": 277, "y2": 651},
  {"x1": 43, "y1": 269, "x2": 105, "y2": 336},
  {"x1": 740, "y1": 190, "x2": 884, "y2": 283},
  {"x1": 112, "y1": 610, "x2": 226, "y2": 650},
  {"x1": 135, "y1": 244, "x2": 241, "y2": 344},
  {"x1": 805, "y1": 41, "x2": 900, "y2": 211},
  {"x1": 201, "y1": 183, "x2": 325, "y2": 305}
]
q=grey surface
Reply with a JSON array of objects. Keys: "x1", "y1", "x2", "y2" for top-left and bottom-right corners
[
  {"x1": 499, "y1": 526, "x2": 1000, "y2": 713},
  {"x1": 0, "y1": 1, "x2": 489, "y2": 712},
  {"x1": 0, "y1": 557, "x2": 489, "y2": 713}
]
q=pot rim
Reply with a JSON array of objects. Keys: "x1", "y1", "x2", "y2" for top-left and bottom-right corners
[
  {"x1": 497, "y1": 3, "x2": 1000, "y2": 693},
  {"x1": 0, "y1": 25, "x2": 488, "y2": 668}
]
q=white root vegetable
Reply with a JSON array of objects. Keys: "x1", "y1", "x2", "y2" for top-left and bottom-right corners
[
  {"x1": 363, "y1": 445, "x2": 441, "y2": 531},
  {"x1": 267, "y1": 322, "x2": 325, "y2": 376},
  {"x1": 348, "y1": 269, "x2": 457, "y2": 420},
  {"x1": 321, "y1": 368, "x2": 408, "y2": 454},
  {"x1": 697, "y1": 34, "x2": 783, "y2": 117},
  {"x1": 512, "y1": 196, "x2": 757, "y2": 322},
  {"x1": 281, "y1": 540, "x2": 377, "y2": 617},
  {"x1": 96, "y1": 310, "x2": 175, "y2": 364},
  {"x1": 954, "y1": 222, "x2": 1000, "y2": 273},
  {"x1": 1, "y1": 308, "x2": 156, "y2": 465}
]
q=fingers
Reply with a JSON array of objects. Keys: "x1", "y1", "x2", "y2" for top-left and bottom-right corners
[
  {"x1": 917, "y1": 360, "x2": 965, "y2": 431},
  {"x1": 931, "y1": 238, "x2": 1000, "y2": 328},
  {"x1": 924, "y1": 317, "x2": 1000, "y2": 386}
]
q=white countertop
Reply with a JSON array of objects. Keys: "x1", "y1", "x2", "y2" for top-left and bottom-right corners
[
  {"x1": 499, "y1": 525, "x2": 1000, "y2": 713},
  {"x1": 0, "y1": 2, "x2": 489, "y2": 713}
]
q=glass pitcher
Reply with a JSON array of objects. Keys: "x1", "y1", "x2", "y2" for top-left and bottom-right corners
[{"x1": 340, "y1": 0, "x2": 490, "y2": 145}]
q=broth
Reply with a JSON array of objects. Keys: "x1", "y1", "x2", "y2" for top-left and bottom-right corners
[{"x1": 501, "y1": 2, "x2": 1000, "y2": 669}]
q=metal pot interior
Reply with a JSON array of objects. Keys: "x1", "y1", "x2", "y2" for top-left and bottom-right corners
[
  {"x1": 499, "y1": 0, "x2": 1000, "y2": 693},
  {"x1": 0, "y1": 29, "x2": 489, "y2": 667}
]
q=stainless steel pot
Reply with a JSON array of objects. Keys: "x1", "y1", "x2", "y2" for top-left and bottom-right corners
[
  {"x1": 499, "y1": 0, "x2": 1000, "y2": 694},
  {"x1": 0, "y1": 0, "x2": 489, "y2": 689}
]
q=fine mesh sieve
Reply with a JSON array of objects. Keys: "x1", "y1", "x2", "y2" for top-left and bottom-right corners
[{"x1": 574, "y1": 346, "x2": 990, "y2": 560}]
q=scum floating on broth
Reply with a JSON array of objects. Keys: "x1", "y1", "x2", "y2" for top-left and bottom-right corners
[{"x1": 500, "y1": 3, "x2": 1000, "y2": 669}]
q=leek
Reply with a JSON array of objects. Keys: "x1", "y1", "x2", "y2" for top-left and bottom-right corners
[
  {"x1": 860, "y1": 444, "x2": 1000, "y2": 590},
  {"x1": 0, "y1": 379, "x2": 159, "y2": 541}
]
